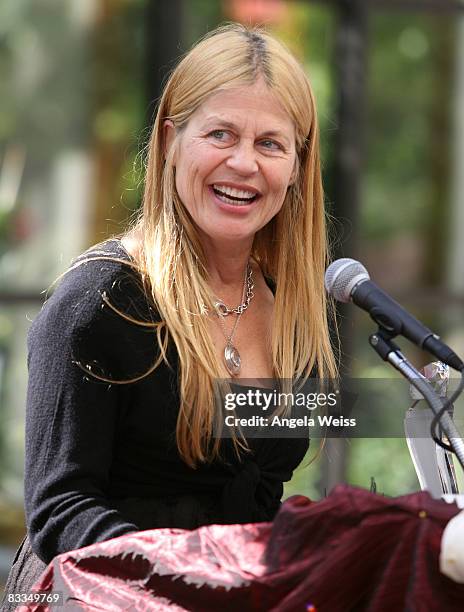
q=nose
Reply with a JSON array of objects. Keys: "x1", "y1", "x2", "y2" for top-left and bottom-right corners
[{"x1": 225, "y1": 140, "x2": 259, "y2": 175}]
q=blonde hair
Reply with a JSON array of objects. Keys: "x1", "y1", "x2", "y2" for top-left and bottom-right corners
[{"x1": 65, "y1": 23, "x2": 337, "y2": 468}]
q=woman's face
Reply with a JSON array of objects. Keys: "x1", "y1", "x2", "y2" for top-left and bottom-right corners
[{"x1": 164, "y1": 79, "x2": 298, "y2": 247}]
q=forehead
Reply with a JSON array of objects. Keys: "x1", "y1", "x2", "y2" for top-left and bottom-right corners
[{"x1": 192, "y1": 81, "x2": 296, "y2": 137}]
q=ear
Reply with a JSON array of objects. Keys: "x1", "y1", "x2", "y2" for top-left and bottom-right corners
[{"x1": 163, "y1": 119, "x2": 177, "y2": 164}]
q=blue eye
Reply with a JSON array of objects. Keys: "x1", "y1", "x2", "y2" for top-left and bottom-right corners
[
  {"x1": 208, "y1": 131, "x2": 283, "y2": 151},
  {"x1": 210, "y1": 130, "x2": 227, "y2": 140},
  {"x1": 261, "y1": 140, "x2": 282, "y2": 150}
]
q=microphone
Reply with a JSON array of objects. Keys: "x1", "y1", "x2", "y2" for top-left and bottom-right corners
[{"x1": 325, "y1": 258, "x2": 464, "y2": 372}]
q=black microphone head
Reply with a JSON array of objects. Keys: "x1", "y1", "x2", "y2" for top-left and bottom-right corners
[{"x1": 325, "y1": 258, "x2": 370, "y2": 303}]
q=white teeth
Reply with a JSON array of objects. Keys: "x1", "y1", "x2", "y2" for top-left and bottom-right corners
[
  {"x1": 212, "y1": 184, "x2": 257, "y2": 199},
  {"x1": 215, "y1": 192, "x2": 250, "y2": 206}
]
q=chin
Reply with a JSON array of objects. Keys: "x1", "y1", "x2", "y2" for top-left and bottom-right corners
[{"x1": 211, "y1": 232, "x2": 254, "y2": 243}]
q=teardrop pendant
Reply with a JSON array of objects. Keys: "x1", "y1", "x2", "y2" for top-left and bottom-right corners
[{"x1": 224, "y1": 343, "x2": 241, "y2": 376}]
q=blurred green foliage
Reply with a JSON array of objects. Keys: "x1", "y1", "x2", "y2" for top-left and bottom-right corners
[{"x1": 363, "y1": 12, "x2": 455, "y2": 245}]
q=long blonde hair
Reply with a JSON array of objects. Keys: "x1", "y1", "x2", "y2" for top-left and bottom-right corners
[{"x1": 67, "y1": 23, "x2": 337, "y2": 468}]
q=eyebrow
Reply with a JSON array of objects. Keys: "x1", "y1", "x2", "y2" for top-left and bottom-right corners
[{"x1": 201, "y1": 117, "x2": 292, "y2": 146}]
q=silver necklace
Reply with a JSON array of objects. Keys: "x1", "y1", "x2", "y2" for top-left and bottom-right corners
[
  {"x1": 214, "y1": 265, "x2": 254, "y2": 316},
  {"x1": 214, "y1": 263, "x2": 254, "y2": 376}
]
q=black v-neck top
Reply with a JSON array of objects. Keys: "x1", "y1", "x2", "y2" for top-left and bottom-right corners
[{"x1": 24, "y1": 239, "x2": 309, "y2": 564}]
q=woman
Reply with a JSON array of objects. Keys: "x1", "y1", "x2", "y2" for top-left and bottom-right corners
[{"x1": 3, "y1": 22, "x2": 336, "y2": 605}]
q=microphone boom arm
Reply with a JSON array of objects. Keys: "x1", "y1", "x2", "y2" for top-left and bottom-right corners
[{"x1": 369, "y1": 330, "x2": 464, "y2": 472}]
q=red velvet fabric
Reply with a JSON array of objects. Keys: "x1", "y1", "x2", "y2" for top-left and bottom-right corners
[{"x1": 20, "y1": 485, "x2": 464, "y2": 611}]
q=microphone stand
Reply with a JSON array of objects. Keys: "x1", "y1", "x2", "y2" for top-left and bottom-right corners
[
  {"x1": 368, "y1": 329, "x2": 464, "y2": 472},
  {"x1": 405, "y1": 362, "x2": 459, "y2": 497}
]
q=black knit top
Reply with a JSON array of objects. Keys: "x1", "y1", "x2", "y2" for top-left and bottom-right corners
[{"x1": 24, "y1": 239, "x2": 309, "y2": 564}]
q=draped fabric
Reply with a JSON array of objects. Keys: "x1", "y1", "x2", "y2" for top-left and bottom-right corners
[{"x1": 14, "y1": 485, "x2": 464, "y2": 612}]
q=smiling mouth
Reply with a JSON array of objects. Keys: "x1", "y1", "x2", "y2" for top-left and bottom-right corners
[{"x1": 212, "y1": 186, "x2": 259, "y2": 206}]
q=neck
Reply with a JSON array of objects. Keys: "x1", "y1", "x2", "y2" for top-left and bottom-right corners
[{"x1": 202, "y1": 237, "x2": 253, "y2": 302}]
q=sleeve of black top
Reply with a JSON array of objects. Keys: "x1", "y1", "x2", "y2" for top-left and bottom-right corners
[{"x1": 24, "y1": 255, "x2": 152, "y2": 564}]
